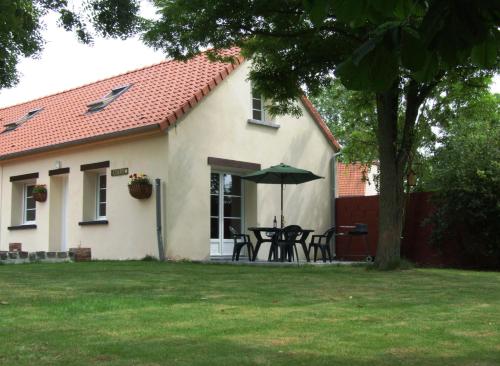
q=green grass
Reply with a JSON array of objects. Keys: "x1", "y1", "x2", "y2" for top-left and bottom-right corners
[{"x1": 0, "y1": 262, "x2": 499, "y2": 365}]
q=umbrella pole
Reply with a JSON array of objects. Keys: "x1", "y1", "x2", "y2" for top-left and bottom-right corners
[{"x1": 281, "y1": 182, "x2": 284, "y2": 228}]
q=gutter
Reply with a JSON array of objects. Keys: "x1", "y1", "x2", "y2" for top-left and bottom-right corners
[
  {"x1": 0, "y1": 164, "x2": 2, "y2": 249},
  {"x1": 0, "y1": 124, "x2": 161, "y2": 162}
]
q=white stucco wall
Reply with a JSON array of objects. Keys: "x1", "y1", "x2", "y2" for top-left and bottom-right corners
[
  {"x1": 165, "y1": 62, "x2": 335, "y2": 260},
  {"x1": 0, "y1": 61, "x2": 335, "y2": 260},
  {"x1": 0, "y1": 133, "x2": 168, "y2": 259},
  {"x1": 365, "y1": 165, "x2": 379, "y2": 196}
]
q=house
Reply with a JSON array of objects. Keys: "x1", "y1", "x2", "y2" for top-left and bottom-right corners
[
  {"x1": 0, "y1": 48, "x2": 340, "y2": 260},
  {"x1": 336, "y1": 163, "x2": 378, "y2": 197}
]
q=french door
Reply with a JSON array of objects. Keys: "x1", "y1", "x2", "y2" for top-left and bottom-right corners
[{"x1": 210, "y1": 172, "x2": 244, "y2": 256}]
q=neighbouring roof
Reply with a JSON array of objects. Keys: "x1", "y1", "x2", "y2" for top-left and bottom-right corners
[
  {"x1": 0, "y1": 48, "x2": 338, "y2": 160},
  {"x1": 337, "y1": 163, "x2": 368, "y2": 197}
]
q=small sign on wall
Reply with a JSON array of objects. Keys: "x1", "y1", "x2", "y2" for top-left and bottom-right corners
[{"x1": 111, "y1": 168, "x2": 129, "y2": 177}]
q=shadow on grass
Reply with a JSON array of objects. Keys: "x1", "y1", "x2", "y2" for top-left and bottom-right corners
[{"x1": 6, "y1": 333, "x2": 500, "y2": 366}]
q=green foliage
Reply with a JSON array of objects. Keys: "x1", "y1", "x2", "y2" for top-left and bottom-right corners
[
  {"x1": 310, "y1": 79, "x2": 377, "y2": 164},
  {"x1": 139, "y1": 0, "x2": 499, "y2": 130},
  {"x1": 417, "y1": 72, "x2": 499, "y2": 188},
  {"x1": 0, "y1": 0, "x2": 43, "y2": 88},
  {"x1": 87, "y1": 0, "x2": 141, "y2": 39},
  {"x1": 32, "y1": 184, "x2": 47, "y2": 194},
  {"x1": 311, "y1": 72, "x2": 498, "y2": 189},
  {"x1": 427, "y1": 94, "x2": 500, "y2": 260},
  {"x1": 128, "y1": 173, "x2": 151, "y2": 185},
  {"x1": 0, "y1": 0, "x2": 141, "y2": 90}
]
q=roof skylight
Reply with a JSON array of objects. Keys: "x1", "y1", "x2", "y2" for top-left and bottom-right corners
[
  {"x1": 86, "y1": 84, "x2": 131, "y2": 113},
  {"x1": 2, "y1": 108, "x2": 43, "y2": 133}
]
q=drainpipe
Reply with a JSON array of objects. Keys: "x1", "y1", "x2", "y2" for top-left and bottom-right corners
[
  {"x1": 330, "y1": 151, "x2": 342, "y2": 257},
  {"x1": 0, "y1": 164, "x2": 3, "y2": 250},
  {"x1": 155, "y1": 178, "x2": 165, "y2": 261}
]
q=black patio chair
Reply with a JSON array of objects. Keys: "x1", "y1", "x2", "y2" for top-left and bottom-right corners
[
  {"x1": 229, "y1": 226, "x2": 254, "y2": 261},
  {"x1": 308, "y1": 227, "x2": 336, "y2": 262},
  {"x1": 274, "y1": 225, "x2": 302, "y2": 262}
]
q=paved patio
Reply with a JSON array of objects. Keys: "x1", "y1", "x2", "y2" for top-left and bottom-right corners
[{"x1": 206, "y1": 257, "x2": 365, "y2": 266}]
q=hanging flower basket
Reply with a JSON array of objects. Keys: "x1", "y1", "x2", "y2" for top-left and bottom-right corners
[
  {"x1": 128, "y1": 173, "x2": 152, "y2": 199},
  {"x1": 32, "y1": 184, "x2": 47, "y2": 202}
]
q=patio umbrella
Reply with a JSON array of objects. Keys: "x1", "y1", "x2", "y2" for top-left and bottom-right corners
[{"x1": 241, "y1": 163, "x2": 323, "y2": 228}]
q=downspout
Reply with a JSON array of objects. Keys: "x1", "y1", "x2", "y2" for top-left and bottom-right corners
[
  {"x1": 0, "y1": 164, "x2": 3, "y2": 250},
  {"x1": 331, "y1": 151, "x2": 342, "y2": 257},
  {"x1": 155, "y1": 178, "x2": 165, "y2": 261}
]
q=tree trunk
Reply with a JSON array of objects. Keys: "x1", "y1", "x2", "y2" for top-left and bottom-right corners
[
  {"x1": 373, "y1": 79, "x2": 425, "y2": 269},
  {"x1": 374, "y1": 85, "x2": 405, "y2": 269}
]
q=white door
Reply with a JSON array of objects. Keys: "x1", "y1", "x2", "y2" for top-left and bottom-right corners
[{"x1": 210, "y1": 172, "x2": 244, "y2": 256}]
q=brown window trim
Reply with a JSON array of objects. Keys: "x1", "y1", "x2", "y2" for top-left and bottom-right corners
[
  {"x1": 8, "y1": 224, "x2": 37, "y2": 230},
  {"x1": 78, "y1": 220, "x2": 108, "y2": 226},
  {"x1": 10, "y1": 173, "x2": 39, "y2": 182},
  {"x1": 49, "y1": 167, "x2": 70, "y2": 176},
  {"x1": 80, "y1": 161, "x2": 110, "y2": 171},
  {"x1": 207, "y1": 157, "x2": 260, "y2": 171}
]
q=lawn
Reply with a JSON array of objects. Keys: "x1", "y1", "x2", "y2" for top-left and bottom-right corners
[{"x1": 0, "y1": 262, "x2": 499, "y2": 366}]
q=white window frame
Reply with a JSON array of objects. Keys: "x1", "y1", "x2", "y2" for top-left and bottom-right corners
[
  {"x1": 251, "y1": 89, "x2": 265, "y2": 122},
  {"x1": 96, "y1": 173, "x2": 107, "y2": 220},
  {"x1": 23, "y1": 183, "x2": 36, "y2": 224}
]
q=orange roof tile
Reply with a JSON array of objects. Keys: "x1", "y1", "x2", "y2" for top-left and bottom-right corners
[
  {"x1": 300, "y1": 96, "x2": 340, "y2": 151},
  {"x1": 337, "y1": 162, "x2": 367, "y2": 197},
  {"x1": 0, "y1": 47, "x2": 338, "y2": 160}
]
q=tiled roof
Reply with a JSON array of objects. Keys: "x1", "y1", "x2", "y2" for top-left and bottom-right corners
[
  {"x1": 337, "y1": 162, "x2": 367, "y2": 197},
  {"x1": 0, "y1": 47, "x2": 338, "y2": 160}
]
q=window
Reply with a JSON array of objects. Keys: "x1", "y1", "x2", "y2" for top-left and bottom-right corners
[
  {"x1": 87, "y1": 85, "x2": 131, "y2": 113},
  {"x1": 3, "y1": 108, "x2": 43, "y2": 133},
  {"x1": 23, "y1": 184, "x2": 36, "y2": 224},
  {"x1": 252, "y1": 88, "x2": 265, "y2": 121},
  {"x1": 9, "y1": 173, "x2": 39, "y2": 228},
  {"x1": 81, "y1": 162, "x2": 109, "y2": 223},
  {"x1": 96, "y1": 174, "x2": 107, "y2": 219}
]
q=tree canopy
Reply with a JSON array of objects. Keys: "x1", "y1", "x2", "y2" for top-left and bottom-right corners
[
  {"x1": 427, "y1": 93, "x2": 499, "y2": 265},
  {"x1": 310, "y1": 71, "x2": 498, "y2": 188},
  {"x1": 143, "y1": 1, "x2": 498, "y2": 110}
]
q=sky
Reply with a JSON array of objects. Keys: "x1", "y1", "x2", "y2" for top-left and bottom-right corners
[
  {"x1": 0, "y1": 7, "x2": 499, "y2": 109},
  {"x1": 0, "y1": 5, "x2": 166, "y2": 109}
]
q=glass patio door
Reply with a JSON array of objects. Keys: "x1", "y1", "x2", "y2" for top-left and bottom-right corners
[{"x1": 210, "y1": 172, "x2": 243, "y2": 256}]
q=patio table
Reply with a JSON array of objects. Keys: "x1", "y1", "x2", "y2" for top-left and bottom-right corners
[
  {"x1": 248, "y1": 227, "x2": 314, "y2": 262},
  {"x1": 296, "y1": 230, "x2": 313, "y2": 262},
  {"x1": 248, "y1": 227, "x2": 280, "y2": 261}
]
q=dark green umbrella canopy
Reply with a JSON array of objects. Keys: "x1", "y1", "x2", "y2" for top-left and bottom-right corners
[
  {"x1": 242, "y1": 163, "x2": 323, "y2": 184},
  {"x1": 242, "y1": 163, "x2": 323, "y2": 227}
]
